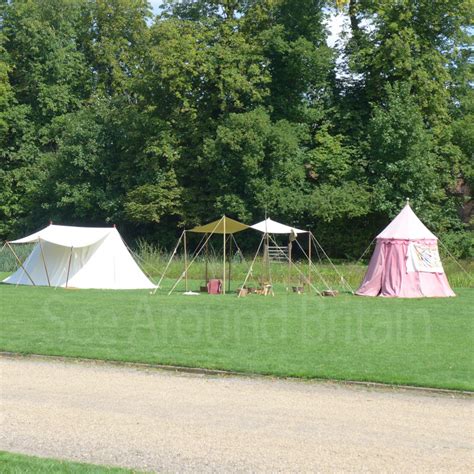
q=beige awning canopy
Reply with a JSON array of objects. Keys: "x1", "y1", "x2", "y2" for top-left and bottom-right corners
[{"x1": 190, "y1": 216, "x2": 248, "y2": 234}]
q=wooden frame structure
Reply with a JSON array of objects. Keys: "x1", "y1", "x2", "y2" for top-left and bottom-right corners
[
  {"x1": 239, "y1": 217, "x2": 354, "y2": 297},
  {"x1": 155, "y1": 216, "x2": 249, "y2": 295}
]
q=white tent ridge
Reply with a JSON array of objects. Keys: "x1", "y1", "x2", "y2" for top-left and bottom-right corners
[
  {"x1": 10, "y1": 224, "x2": 113, "y2": 247},
  {"x1": 250, "y1": 218, "x2": 307, "y2": 235},
  {"x1": 3, "y1": 224, "x2": 155, "y2": 290}
]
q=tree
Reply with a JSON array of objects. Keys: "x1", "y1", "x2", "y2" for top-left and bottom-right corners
[
  {"x1": 0, "y1": 0, "x2": 471, "y2": 257},
  {"x1": 78, "y1": 0, "x2": 152, "y2": 96},
  {"x1": 366, "y1": 82, "x2": 461, "y2": 233},
  {"x1": 200, "y1": 107, "x2": 309, "y2": 222}
]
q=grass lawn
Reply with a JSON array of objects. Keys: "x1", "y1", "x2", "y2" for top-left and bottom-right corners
[
  {"x1": 0, "y1": 274, "x2": 473, "y2": 391},
  {"x1": 0, "y1": 451, "x2": 133, "y2": 473}
]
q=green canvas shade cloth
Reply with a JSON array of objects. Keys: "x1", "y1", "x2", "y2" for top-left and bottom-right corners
[{"x1": 190, "y1": 216, "x2": 249, "y2": 234}]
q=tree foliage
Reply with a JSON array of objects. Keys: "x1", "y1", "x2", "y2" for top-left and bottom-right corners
[{"x1": 0, "y1": 0, "x2": 472, "y2": 257}]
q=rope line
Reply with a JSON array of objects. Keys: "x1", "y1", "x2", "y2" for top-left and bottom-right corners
[
  {"x1": 238, "y1": 234, "x2": 265, "y2": 297},
  {"x1": 120, "y1": 236, "x2": 159, "y2": 285},
  {"x1": 294, "y1": 238, "x2": 332, "y2": 292},
  {"x1": 267, "y1": 233, "x2": 322, "y2": 296},
  {"x1": 153, "y1": 230, "x2": 185, "y2": 294},
  {"x1": 310, "y1": 233, "x2": 354, "y2": 293},
  {"x1": 355, "y1": 236, "x2": 376, "y2": 266},
  {"x1": 438, "y1": 239, "x2": 474, "y2": 286}
]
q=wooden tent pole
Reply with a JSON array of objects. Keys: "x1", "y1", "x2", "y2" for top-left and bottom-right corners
[
  {"x1": 65, "y1": 247, "x2": 73, "y2": 288},
  {"x1": 7, "y1": 242, "x2": 36, "y2": 286},
  {"x1": 238, "y1": 234, "x2": 265, "y2": 298},
  {"x1": 39, "y1": 238, "x2": 51, "y2": 287},
  {"x1": 205, "y1": 235, "x2": 209, "y2": 284},
  {"x1": 228, "y1": 234, "x2": 232, "y2": 293},
  {"x1": 153, "y1": 230, "x2": 184, "y2": 294},
  {"x1": 183, "y1": 231, "x2": 188, "y2": 292},
  {"x1": 265, "y1": 232, "x2": 270, "y2": 282},
  {"x1": 287, "y1": 240, "x2": 292, "y2": 291},
  {"x1": 168, "y1": 218, "x2": 223, "y2": 296},
  {"x1": 308, "y1": 231, "x2": 312, "y2": 290},
  {"x1": 222, "y1": 216, "x2": 226, "y2": 295},
  {"x1": 268, "y1": 233, "x2": 322, "y2": 296},
  {"x1": 311, "y1": 232, "x2": 354, "y2": 293}
]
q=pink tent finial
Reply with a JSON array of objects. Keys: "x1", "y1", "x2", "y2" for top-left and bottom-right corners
[{"x1": 406, "y1": 197, "x2": 410, "y2": 205}]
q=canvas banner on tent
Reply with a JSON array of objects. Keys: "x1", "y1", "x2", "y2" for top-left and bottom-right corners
[{"x1": 406, "y1": 242, "x2": 443, "y2": 273}]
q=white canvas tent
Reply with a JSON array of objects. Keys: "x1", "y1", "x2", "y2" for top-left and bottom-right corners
[{"x1": 3, "y1": 224, "x2": 155, "y2": 289}]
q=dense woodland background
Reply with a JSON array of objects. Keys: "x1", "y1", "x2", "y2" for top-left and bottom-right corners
[{"x1": 1, "y1": 0, "x2": 472, "y2": 258}]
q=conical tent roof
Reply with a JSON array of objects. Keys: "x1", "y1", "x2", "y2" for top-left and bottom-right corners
[
  {"x1": 190, "y1": 216, "x2": 248, "y2": 234},
  {"x1": 250, "y1": 217, "x2": 307, "y2": 235},
  {"x1": 377, "y1": 203, "x2": 437, "y2": 240}
]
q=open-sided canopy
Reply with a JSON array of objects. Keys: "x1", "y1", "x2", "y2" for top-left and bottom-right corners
[
  {"x1": 251, "y1": 218, "x2": 307, "y2": 235},
  {"x1": 10, "y1": 224, "x2": 113, "y2": 248},
  {"x1": 377, "y1": 203, "x2": 437, "y2": 240},
  {"x1": 190, "y1": 216, "x2": 248, "y2": 234}
]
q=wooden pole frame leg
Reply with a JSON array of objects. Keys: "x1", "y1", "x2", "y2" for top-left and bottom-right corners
[
  {"x1": 39, "y1": 238, "x2": 51, "y2": 287},
  {"x1": 7, "y1": 242, "x2": 36, "y2": 286},
  {"x1": 222, "y1": 216, "x2": 226, "y2": 295},
  {"x1": 287, "y1": 240, "x2": 292, "y2": 292},
  {"x1": 168, "y1": 217, "x2": 223, "y2": 296},
  {"x1": 228, "y1": 233, "x2": 232, "y2": 293},
  {"x1": 65, "y1": 246, "x2": 73, "y2": 289},
  {"x1": 205, "y1": 235, "x2": 209, "y2": 286},
  {"x1": 238, "y1": 234, "x2": 264, "y2": 299},
  {"x1": 184, "y1": 230, "x2": 188, "y2": 292},
  {"x1": 308, "y1": 230, "x2": 312, "y2": 291}
]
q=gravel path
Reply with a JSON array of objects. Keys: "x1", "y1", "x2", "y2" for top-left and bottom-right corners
[{"x1": 1, "y1": 356, "x2": 473, "y2": 472}]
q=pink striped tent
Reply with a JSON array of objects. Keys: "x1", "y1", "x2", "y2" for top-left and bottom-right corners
[{"x1": 356, "y1": 203, "x2": 455, "y2": 298}]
